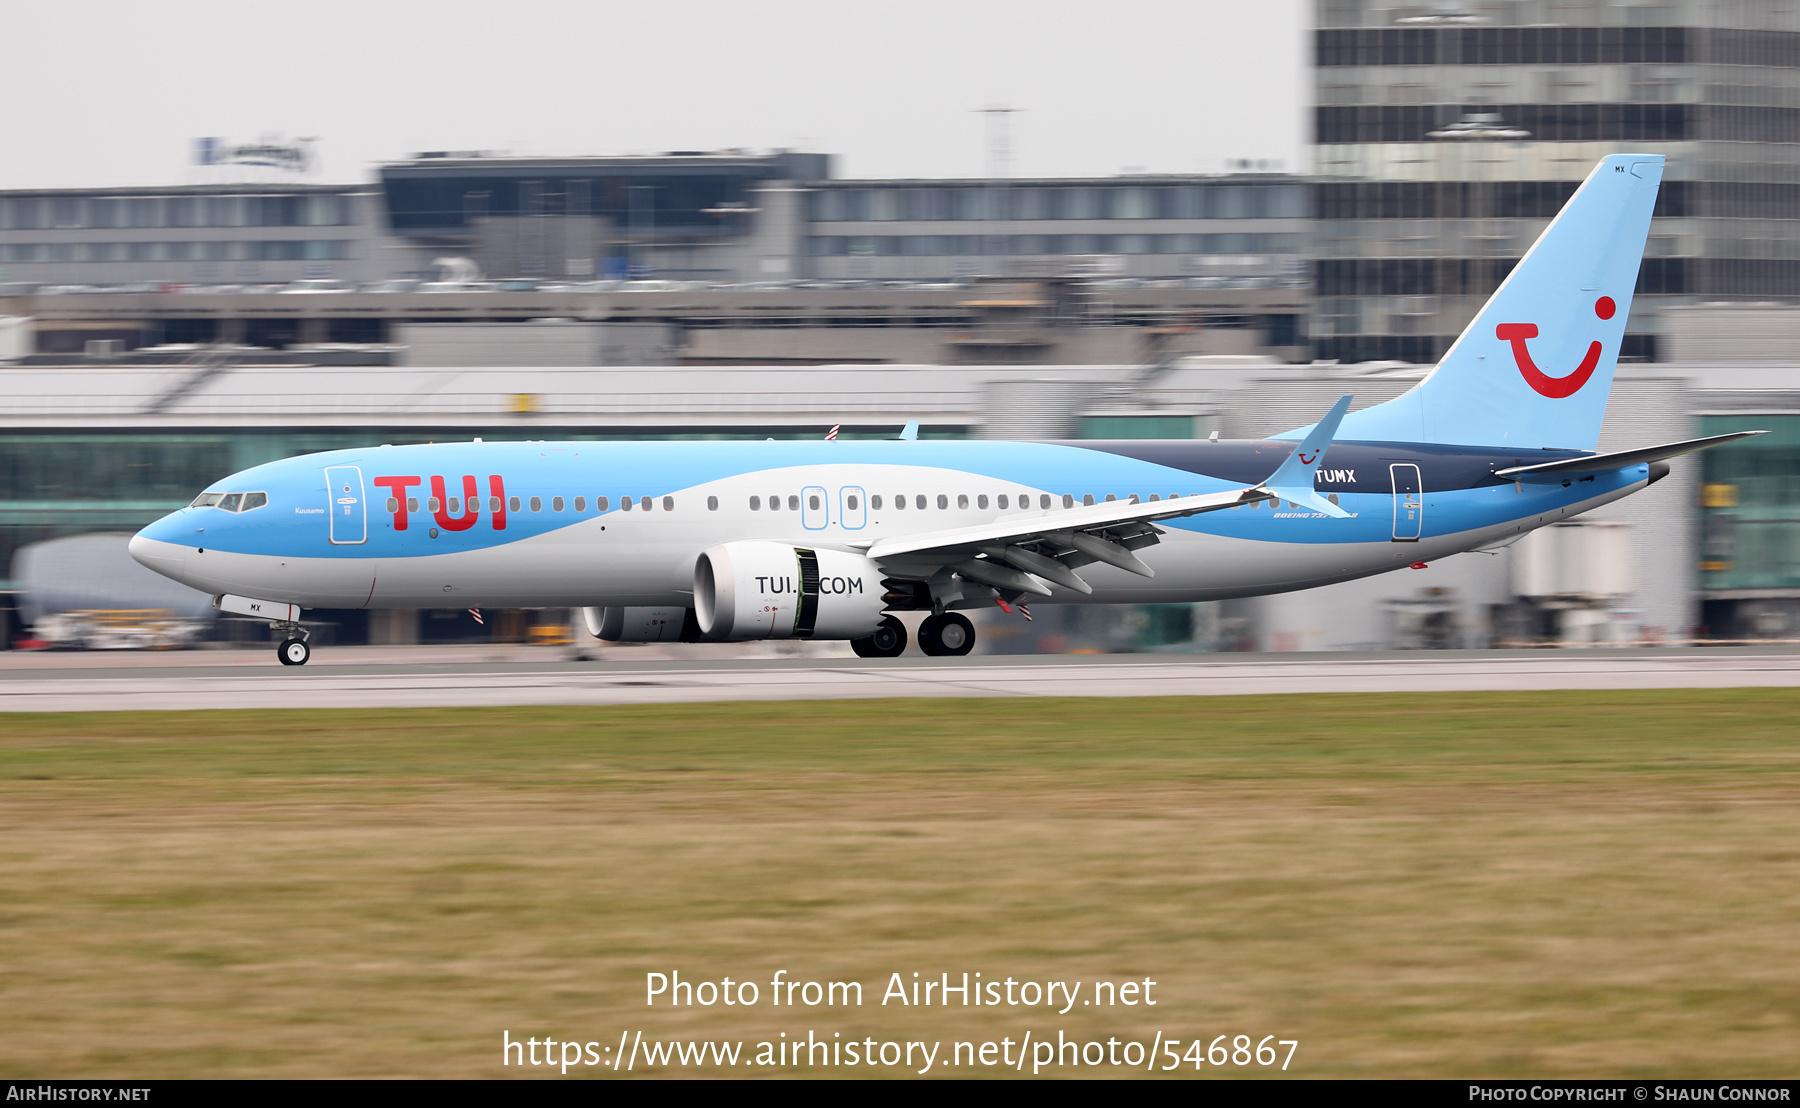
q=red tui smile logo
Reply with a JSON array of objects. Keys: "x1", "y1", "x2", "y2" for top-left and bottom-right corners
[
  {"x1": 1297, "y1": 451, "x2": 1317, "y2": 465},
  {"x1": 1497, "y1": 297, "x2": 1615, "y2": 398}
]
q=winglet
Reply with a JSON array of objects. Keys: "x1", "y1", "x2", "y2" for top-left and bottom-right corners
[
  {"x1": 897, "y1": 420, "x2": 920, "y2": 441},
  {"x1": 1258, "y1": 394, "x2": 1353, "y2": 518}
]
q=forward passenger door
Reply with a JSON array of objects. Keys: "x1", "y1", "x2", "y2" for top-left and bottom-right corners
[{"x1": 324, "y1": 465, "x2": 367, "y2": 545}]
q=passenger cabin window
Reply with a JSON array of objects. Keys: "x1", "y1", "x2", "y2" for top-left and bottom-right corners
[
  {"x1": 809, "y1": 494, "x2": 821, "y2": 510},
  {"x1": 621, "y1": 496, "x2": 633, "y2": 511},
  {"x1": 575, "y1": 496, "x2": 586, "y2": 512},
  {"x1": 707, "y1": 496, "x2": 718, "y2": 511},
  {"x1": 219, "y1": 493, "x2": 242, "y2": 512},
  {"x1": 937, "y1": 494, "x2": 949, "y2": 510},
  {"x1": 768, "y1": 494, "x2": 779, "y2": 511},
  {"x1": 662, "y1": 496, "x2": 673, "y2": 511},
  {"x1": 786, "y1": 495, "x2": 798, "y2": 511},
  {"x1": 1104, "y1": 494, "x2": 1117, "y2": 503},
  {"x1": 642, "y1": 496, "x2": 653, "y2": 511},
  {"x1": 529, "y1": 496, "x2": 542, "y2": 512},
  {"x1": 750, "y1": 495, "x2": 761, "y2": 510},
  {"x1": 915, "y1": 494, "x2": 926, "y2": 510},
  {"x1": 956, "y1": 494, "x2": 968, "y2": 509},
  {"x1": 386, "y1": 497, "x2": 399, "y2": 513},
  {"x1": 489, "y1": 496, "x2": 502, "y2": 512},
  {"x1": 977, "y1": 494, "x2": 988, "y2": 509},
  {"x1": 428, "y1": 497, "x2": 441, "y2": 512},
  {"x1": 1062, "y1": 494, "x2": 1074, "y2": 508},
  {"x1": 997, "y1": 494, "x2": 1009, "y2": 509},
  {"x1": 871, "y1": 495, "x2": 883, "y2": 510},
  {"x1": 409, "y1": 497, "x2": 420, "y2": 513},
  {"x1": 596, "y1": 496, "x2": 608, "y2": 511},
  {"x1": 552, "y1": 496, "x2": 564, "y2": 512},
  {"x1": 509, "y1": 497, "x2": 520, "y2": 512},
  {"x1": 847, "y1": 494, "x2": 858, "y2": 511},
  {"x1": 893, "y1": 494, "x2": 905, "y2": 510},
  {"x1": 1083, "y1": 494, "x2": 1095, "y2": 506},
  {"x1": 448, "y1": 498, "x2": 460, "y2": 514}
]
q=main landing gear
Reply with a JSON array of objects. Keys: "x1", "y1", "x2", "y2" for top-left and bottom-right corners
[
  {"x1": 917, "y1": 612, "x2": 976, "y2": 657},
  {"x1": 850, "y1": 615, "x2": 908, "y2": 659},
  {"x1": 850, "y1": 613, "x2": 978, "y2": 658},
  {"x1": 275, "y1": 622, "x2": 311, "y2": 666}
]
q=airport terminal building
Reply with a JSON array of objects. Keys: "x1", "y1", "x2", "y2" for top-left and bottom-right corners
[
  {"x1": 0, "y1": 152, "x2": 1312, "y2": 363},
  {"x1": 1312, "y1": 0, "x2": 1800, "y2": 364},
  {"x1": 0, "y1": 184, "x2": 385, "y2": 289}
]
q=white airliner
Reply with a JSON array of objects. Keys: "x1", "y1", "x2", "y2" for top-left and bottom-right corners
[{"x1": 130, "y1": 154, "x2": 1759, "y2": 665}]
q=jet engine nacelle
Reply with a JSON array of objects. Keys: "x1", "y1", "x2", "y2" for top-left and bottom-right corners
[
  {"x1": 581, "y1": 605, "x2": 697, "y2": 642},
  {"x1": 694, "y1": 541, "x2": 887, "y2": 641}
]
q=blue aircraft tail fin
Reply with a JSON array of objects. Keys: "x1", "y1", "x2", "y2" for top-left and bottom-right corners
[{"x1": 1292, "y1": 153, "x2": 1664, "y2": 452}]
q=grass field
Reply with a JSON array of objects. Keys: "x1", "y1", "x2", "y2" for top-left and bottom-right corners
[{"x1": 2, "y1": 691, "x2": 1798, "y2": 1078}]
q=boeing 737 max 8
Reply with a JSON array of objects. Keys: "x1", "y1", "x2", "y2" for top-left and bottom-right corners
[{"x1": 130, "y1": 154, "x2": 1761, "y2": 665}]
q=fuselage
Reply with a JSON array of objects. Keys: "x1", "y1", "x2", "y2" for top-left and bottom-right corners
[{"x1": 129, "y1": 437, "x2": 1651, "y2": 610}]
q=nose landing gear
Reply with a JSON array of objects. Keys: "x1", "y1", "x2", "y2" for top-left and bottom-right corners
[{"x1": 274, "y1": 620, "x2": 311, "y2": 666}]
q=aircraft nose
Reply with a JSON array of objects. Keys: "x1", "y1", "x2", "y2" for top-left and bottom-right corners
[{"x1": 129, "y1": 518, "x2": 189, "y2": 581}]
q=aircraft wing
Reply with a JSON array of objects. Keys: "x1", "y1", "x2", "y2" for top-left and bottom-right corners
[
  {"x1": 858, "y1": 396, "x2": 1354, "y2": 598},
  {"x1": 857, "y1": 488, "x2": 1260, "y2": 596},
  {"x1": 1493, "y1": 430, "x2": 1767, "y2": 478}
]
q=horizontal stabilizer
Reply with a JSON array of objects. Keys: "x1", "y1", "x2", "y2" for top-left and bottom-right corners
[{"x1": 1494, "y1": 430, "x2": 1767, "y2": 478}]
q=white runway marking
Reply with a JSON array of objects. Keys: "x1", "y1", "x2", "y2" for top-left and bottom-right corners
[{"x1": 2, "y1": 650, "x2": 1798, "y2": 711}]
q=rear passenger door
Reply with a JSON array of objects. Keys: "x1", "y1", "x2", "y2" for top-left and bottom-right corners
[{"x1": 1390, "y1": 463, "x2": 1422, "y2": 542}]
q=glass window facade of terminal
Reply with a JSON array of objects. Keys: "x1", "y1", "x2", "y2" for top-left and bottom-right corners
[
  {"x1": 0, "y1": 189, "x2": 366, "y2": 286},
  {"x1": 1699, "y1": 416, "x2": 1800, "y2": 591},
  {"x1": 0, "y1": 193, "x2": 352, "y2": 231},
  {"x1": 801, "y1": 179, "x2": 1310, "y2": 282},
  {"x1": 1310, "y1": 0, "x2": 1800, "y2": 365},
  {"x1": 806, "y1": 183, "x2": 1306, "y2": 223}
]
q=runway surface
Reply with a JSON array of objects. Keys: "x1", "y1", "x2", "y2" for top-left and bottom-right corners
[{"x1": 3, "y1": 646, "x2": 1799, "y2": 711}]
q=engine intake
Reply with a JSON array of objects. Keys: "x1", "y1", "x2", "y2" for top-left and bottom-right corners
[{"x1": 694, "y1": 541, "x2": 887, "y2": 641}]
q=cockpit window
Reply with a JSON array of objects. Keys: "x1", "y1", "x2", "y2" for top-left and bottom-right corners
[{"x1": 192, "y1": 491, "x2": 268, "y2": 512}]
